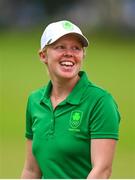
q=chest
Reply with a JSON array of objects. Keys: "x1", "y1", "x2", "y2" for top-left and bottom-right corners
[
  {"x1": 31, "y1": 101, "x2": 91, "y2": 151},
  {"x1": 31, "y1": 104, "x2": 91, "y2": 139}
]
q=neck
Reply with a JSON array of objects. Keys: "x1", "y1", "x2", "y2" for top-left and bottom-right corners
[
  {"x1": 51, "y1": 75, "x2": 80, "y2": 97},
  {"x1": 50, "y1": 75, "x2": 80, "y2": 108}
]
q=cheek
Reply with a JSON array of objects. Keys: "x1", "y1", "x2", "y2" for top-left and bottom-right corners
[
  {"x1": 46, "y1": 58, "x2": 55, "y2": 68},
  {"x1": 77, "y1": 54, "x2": 84, "y2": 63},
  {"x1": 47, "y1": 53, "x2": 58, "y2": 61}
]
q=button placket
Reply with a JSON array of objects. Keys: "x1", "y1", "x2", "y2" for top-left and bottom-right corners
[{"x1": 49, "y1": 112, "x2": 55, "y2": 135}]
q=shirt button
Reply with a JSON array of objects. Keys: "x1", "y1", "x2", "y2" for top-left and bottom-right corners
[{"x1": 48, "y1": 130, "x2": 54, "y2": 137}]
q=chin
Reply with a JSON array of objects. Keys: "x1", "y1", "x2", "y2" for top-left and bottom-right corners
[{"x1": 59, "y1": 71, "x2": 78, "y2": 80}]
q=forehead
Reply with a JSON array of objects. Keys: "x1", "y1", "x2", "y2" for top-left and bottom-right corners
[{"x1": 52, "y1": 34, "x2": 83, "y2": 46}]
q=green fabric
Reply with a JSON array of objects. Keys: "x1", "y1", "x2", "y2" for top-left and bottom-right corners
[{"x1": 25, "y1": 71, "x2": 120, "y2": 179}]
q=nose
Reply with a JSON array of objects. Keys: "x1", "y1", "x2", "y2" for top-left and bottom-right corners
[{"x1": 63, "y1": 48, "x2": 74, "y2": 57}]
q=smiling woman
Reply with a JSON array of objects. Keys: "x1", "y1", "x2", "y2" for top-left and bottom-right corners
[
  {"x1": 21, "y1": 20, "x2": 121, "y2": 179},
  {"x1": 40, "y1": 34, "x2": 84, "y2": 81}
]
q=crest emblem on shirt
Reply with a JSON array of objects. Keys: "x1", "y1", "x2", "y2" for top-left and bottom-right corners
[{"x1": 69, "y1": 110, "x2": 83, "y2": 129}]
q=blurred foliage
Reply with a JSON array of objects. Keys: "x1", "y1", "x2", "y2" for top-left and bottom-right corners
[
  {"x1": 0, "y1": 0, "x2": 135, "y2": 32},
  {"x1": 43, "y1": 0, "x2": 78, "y2": 15}
]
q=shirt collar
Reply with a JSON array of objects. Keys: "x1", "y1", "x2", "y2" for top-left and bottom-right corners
[
  {"x1": 40, "y1": 71, "x2": 91, "y2": 106},
  {"x1": 66, "y1": 71, "x2": 90, "y2": 105},
  {"x1": 40, "y1": 81, "x2": 52, "y2": 105}
]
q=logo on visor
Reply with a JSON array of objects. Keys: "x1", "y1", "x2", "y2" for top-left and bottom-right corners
[
  {"x1": 62, "y1": 21, "x2": 74, "y2": 31},
  {"x1": 46, "y1": 38, "x2": 52, "y2": 45}
]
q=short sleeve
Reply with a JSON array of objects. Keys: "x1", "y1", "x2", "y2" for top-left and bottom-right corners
[
  {"x1": 89, "y1": 93, "x2": 120, "y2": 140},
  {"x1": 25, "y1": 96, "x2": 33, "y2": 139}
]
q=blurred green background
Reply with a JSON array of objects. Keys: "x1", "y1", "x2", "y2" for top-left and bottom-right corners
[
  {"x1": 0, "y1": 0, "x2": 135, "y2": 178},
  {"x1": 0, "y1": 29, "x2": 135, "y2": 178}
]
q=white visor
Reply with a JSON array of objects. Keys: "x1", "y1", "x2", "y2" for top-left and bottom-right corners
[{"x1": 40, "y1": 20, "x2": 89, "y2": 51}]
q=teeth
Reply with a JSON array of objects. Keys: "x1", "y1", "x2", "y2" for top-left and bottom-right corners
[{"x1": 60, "y1": 61, "x2": 74, "y2": 66}]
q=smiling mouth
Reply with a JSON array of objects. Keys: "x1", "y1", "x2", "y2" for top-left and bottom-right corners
[{"x1": 60, "y1": 61, "x2": 75, "y2": 67}]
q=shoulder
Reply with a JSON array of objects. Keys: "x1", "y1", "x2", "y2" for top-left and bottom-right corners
[
  {"x1": 84, "y1": 82, "x2": 120, "y2": 110},
  {"x1": 28, "y1": 86, "x2": 46, "y2": 102},
  {"x1": 86, "y1": 82, "x2": 111, "y2": 100},
  {"x1": 86, "y1": 83, "x2": 120, "y2": 116}
]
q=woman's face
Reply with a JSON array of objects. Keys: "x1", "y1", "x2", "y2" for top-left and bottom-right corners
[{"x1": 41, "y1": 34, "x2": 85, "y2": 81}]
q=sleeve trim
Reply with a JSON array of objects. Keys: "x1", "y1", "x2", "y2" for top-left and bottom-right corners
[
  {"x1": 25, "y1": 133, "x2": 33, "y2": 139},
  {"x1": 90, "y1": 133, "x2": 119, "y2": 140}
]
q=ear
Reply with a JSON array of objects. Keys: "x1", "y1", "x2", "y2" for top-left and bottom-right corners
[
  {"x1": 39, "y1": 51, "x2": 48, "y2": 64},
  {"x1": 83, "y1": 48, "x2": 86, "y2": 59}
]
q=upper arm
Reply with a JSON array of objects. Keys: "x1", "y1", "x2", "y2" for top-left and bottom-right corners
[
  {"x1": 88, "y1": 138, "x2": 117, "y2": 179},
  {"x1": 87, "y1": 93, "x2": 120, "y2": 178},
  {"x1": 21, "y1": 139, "x2": 42, "y2": 178},
  {"x1": 91, "y1": 139, "x2": 117, "y2": 168}
]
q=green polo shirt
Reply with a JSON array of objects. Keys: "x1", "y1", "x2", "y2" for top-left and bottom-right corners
[{"x1": 25, "y1": 71, "x2": 120, "y2": 179}]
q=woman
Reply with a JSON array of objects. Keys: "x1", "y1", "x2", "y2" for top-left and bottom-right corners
[{"x1": 21, "y1": 20, "x2": 120, "y2": 179}]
